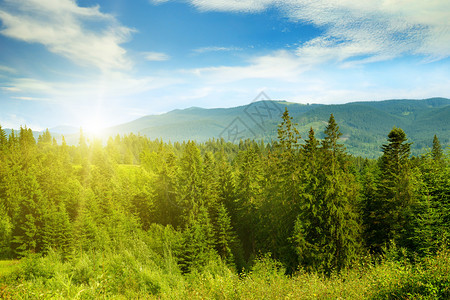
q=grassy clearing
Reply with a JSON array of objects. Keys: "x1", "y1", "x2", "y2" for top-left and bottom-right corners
[
  {"x1": 0, "y1": 260, "x2": 19, "y2": 277},
  {"x1": 0, "y1": 250, "x2": 448, "y2": 299}
]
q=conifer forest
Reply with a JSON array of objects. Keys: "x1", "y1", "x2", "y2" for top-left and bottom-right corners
[{"x1": 0, "y1": 110, "x2": 449, "y2": 299}]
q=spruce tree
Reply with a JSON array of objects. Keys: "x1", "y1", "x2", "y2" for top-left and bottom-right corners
[
  {"x1": 294, "y1": 115, "x2": 360, "y2": 274},
  {"x1": 154, "y1": 151, "x2": 179, "y2": 226},
  {"x1": 260, "y1": 108, "x2": 302, "y2": 271},
  {"x1": 180, "y1": 205, "x2": 216, "y2": 273},
  {"x1": 11, "y1": 174, "x2": 45, "y2": 256},
  {"x1": 214, "y1": 203, "x2": 236, "y2": 266},
  {"x1": 321, "y1": 114, "x2": 345, "y2": 169},
  {"x1": 37, "y1": 129, "x2": 52, "y2": 145},
  {"x1": 410, "y1": 142, "x2": 450, "y2": 255},
  {"x1": 0, "y1": 204, "x2": 12, "y2": 258},
  {"x1": 7, "y1": 130, "x2": 18, "y2": 150},
  {"x1": 431, "y1": 135, "x2": 443, "y2": 161},
  {"x1": 235, "y1": 145, "x2": 262, "y2": 260},
  {"x1": 277, "y1": 107, "x2": 300, "y2": 153},
  {"x1": 177, "y1": 141, "x2": 203, "y2": 224},
  {"x1": 302, "y1": 127, "x2": 319, "y2": 161},
  {"x1": 201, "y1": 151, "x2": 220, "y2": 215},
  {"x1": 0, "y1": 125, "x2": 7, "y2": 151},
  {"x1": 368, "y1": 127, "x2": 416, "y2": 252}
]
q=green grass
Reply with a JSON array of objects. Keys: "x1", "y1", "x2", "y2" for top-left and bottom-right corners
[
  {"x1": 0, "y1": 250, "x2": 449, "y2": 299},
  {"x1": 0, "y1": 260, "x2": 19, "y2": 277}
]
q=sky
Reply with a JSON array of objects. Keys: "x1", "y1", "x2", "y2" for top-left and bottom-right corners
[{"x1": 0, "y1": 0, "x2": 449, "y2": 132}]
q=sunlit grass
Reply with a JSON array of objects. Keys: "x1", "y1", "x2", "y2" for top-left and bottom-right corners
[
  {"x1": 1, "y1": 250, "x2": 448, "y2": 299},
  {"x1": 0, "y1": 260, "x2": 20, "y2": 277}
]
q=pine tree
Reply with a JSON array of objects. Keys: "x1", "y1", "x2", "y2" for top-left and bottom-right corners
[
  {"x1": 361, "y1": 162, "x2": 379, "y2": 250},
  {"x1": 216, "y1": 150, "x2": 236, "y2": 211},
  {"x1": 302, "y1": 127, "x2": 319, "y2": 161},
  {"x1": 154, "y1": 150, "x2": 179, "y2": 226},
  {"x1": 214, "y1": 203, "x2": 236, "y2": 266},
  {"x1": 0, "y1": 204, "x2": 12, "y2": 258},
  {"x1": 42, "y1": 203, "x2": 73, "y2": 257},
  {"x1": 321, "y1": 114, "x2": 345, "y2": 170},
  {"x1": 431, "y1": 135, "x2": 443, "y2": 161},
  {"x1": 11, "y1": 174, "x2": 45, "y2": 256},
  {"x1": 7, "y1": 130, "x2": 18, "y2": 150},
  {"x1": 294, "y1": 115, "x2": 361, "y2": 274},
  {"x1": 235, "y1": 145, "x2": 262, "y2": 260},
  {"x1": 37, "y1": 129, "x2": 52, "y2": 145},
  {"x1": 277, "y1": 107, "x2": 300, "y2": 153},
  {"x1": 180, "y1": 205, "x2": 216, "y2": 273},
  {"x1": 177, "y1": 141, "x2": 203, "y2": 223},
  {"x1": 259, "y1": 108, "x2": 303, "y2": 270},
  {"x1": 0, "y1": 125, "x2": 7, "y2": 152},
  {"x1": 201, "y1": 151, "x2": 220, "y2": 215},
  {"x1": 368, "y1": 127, "x2": 416, "y2": 252},
  {"x1": 409, "y1": 143, "x2": 450, "y2": 255}
]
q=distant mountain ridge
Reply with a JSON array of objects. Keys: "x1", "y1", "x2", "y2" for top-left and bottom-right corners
[
  {"x1": 2, "y1": 97, "x2": 449, "y2": 158},
  {"x1": 103, "y1": 97, "x2": 449, "y2": 157}
]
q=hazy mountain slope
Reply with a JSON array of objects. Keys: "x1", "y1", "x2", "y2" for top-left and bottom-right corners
[
  {"x1": 106, "y1": 98, "x2": 448, "y2": 157},
  {"x1": 106, "y1": 101, "x2": 320, "y2": 142},
  {"x1": 1, "y1": 98, "x2": 448, "y2": 158}
]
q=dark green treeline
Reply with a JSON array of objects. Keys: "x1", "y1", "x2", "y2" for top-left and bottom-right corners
[{"x1": 0, "y1": 110, "x2": 448, "y2": 275}]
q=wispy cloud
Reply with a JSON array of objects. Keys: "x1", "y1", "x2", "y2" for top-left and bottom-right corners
[
  {"x1": 187, "y1": 50, "x2": 307, "y2": 83},
  {"x1": 193, "y1": 46, "x2": 243, "y2": 54},
  {"x1": 143, "y1": 52, "x2": 170, "y2": 61},
  {"x1": 1, "y1": 72, "x2": 181, "y2": 103},
  {"x1": 0, "y1": 0, "x2": 134, "y2": 71},
  {"x1": 0, "y1": 65, "x2": 17, "y2": 73},
  {"x1": 189, "y1": 0, "x2": 275, "y2": 13},
  {"x1": 158, "y1": 0, "x2": 450, "y2": 64},
  {"x1": 11, "y1": 96, "x2": 50, "y2": 101}
]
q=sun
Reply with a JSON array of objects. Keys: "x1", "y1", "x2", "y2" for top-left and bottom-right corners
[{"x1": 81, "y1": 118, "x2": 106, "y2": 135}]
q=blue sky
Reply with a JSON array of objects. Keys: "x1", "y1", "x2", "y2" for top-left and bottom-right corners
[{"x1": 0, "y1": 0, "x2": 449, "y2": 131}]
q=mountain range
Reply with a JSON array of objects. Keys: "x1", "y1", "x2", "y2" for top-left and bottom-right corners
[
  {"x1": 105, "y1": 97, "x2": 449, "y2": 157},
  {"x1": 3, "y1": 97, "x2": 449, "y2": 158}
]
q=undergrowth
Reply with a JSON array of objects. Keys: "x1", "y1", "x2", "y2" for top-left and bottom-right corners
[{"x1": 0, "y1": 248, "x2": 448, "y2": 299}]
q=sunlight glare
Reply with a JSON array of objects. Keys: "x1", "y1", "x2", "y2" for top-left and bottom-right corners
[{"x1": 81, "y1": 117, "x2": 106, "y2": 135}]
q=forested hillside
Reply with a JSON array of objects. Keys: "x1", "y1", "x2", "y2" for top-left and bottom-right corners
[
  {"x1": 0, "y1": 110, "x2": 449, "y2": 298},
  {"x1": 107, "y1": 97, "x2": 450, "y2": 157},
  {"x1": 4, "y1": 98, "x2": 448, "y2": 158}
]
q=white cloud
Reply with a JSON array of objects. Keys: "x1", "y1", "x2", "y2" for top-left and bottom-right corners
[
  {"x1": 143, "y1": 52, "x2": 170, "y2": 61},
  {"x1": 0, "y1": 0, "x2": 134, "y2": 71},
  {"x1": 193, "y1": 46, "x2": 243, "y2": 54},
  {"x1": 150, "y1": 0, "x2": 171, "y2": 4},
  {"x1": 162, "y1": 0, "x2": 450, "y2": 63},
  {"x1": 12, "y1": 96, "x2": 50, "y2": 101},
  {"x1": 1, "y1": 87, "x2": 21, "y2": 92},
  {"x1": 187, "y1": 50, "x2": 308, "y2": 83},
  {"x1": 0, "y1": 65, "x2": 17, "y2": 73},
  {"x1": 0, "y1": 114, "x2": 44, "y2": 131},
  {"x1": 2, "y1": 72, "x2": 181, "y2": 103}
]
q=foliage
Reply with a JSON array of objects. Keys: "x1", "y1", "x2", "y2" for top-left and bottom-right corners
[{"x1": 0, "y1": 110, "x2": 448, "y2": 297}]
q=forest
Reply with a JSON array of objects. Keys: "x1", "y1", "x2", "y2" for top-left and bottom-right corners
[{"x1": 0, "y1": 109, "x2": 449, "y2": 299}]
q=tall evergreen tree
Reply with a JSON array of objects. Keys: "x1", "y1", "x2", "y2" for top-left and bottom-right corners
[
  {"x1": 0, "y1": 125, "x2": 7, "y2": 152},
  {"x1": 179, "y1": 205, "x2": 216, "y2": 273},
  {"x1": 294, "y1": 115, "x2": 361, "y2": 274},
  {"x1": 0, "y1": 204, "x2": 12, "y2": 258},
  {"x1": 259, "y1": 108, "x2": 302, "y2": 271},
  {"x1": 11, "y1": 174, "x2": 45, "y2": 256},
  {"x1": 37, "y1": 129, "x2": 52, "y2": 145},
  {"x1": 235, "y1": 145, "x2": 262, "y2": 260},
  {"x1": 409, "y1": 144, "x2": 450, "y2": 255},
  {"x1": 214, "y1": 203, "x2": 236, "y2": 266},
  {"x1": 155, "y1": 151, "x2": 179, "y2": 226},
  {"x1": 177, "y1": 141, "x2": 203, "y2": 225},
  {"x1": 431, "y1": 135, "x2": 443, "y2": 161},
  {"x1": 367, "y1": 127, "x2": 416, "y2": 252}
]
